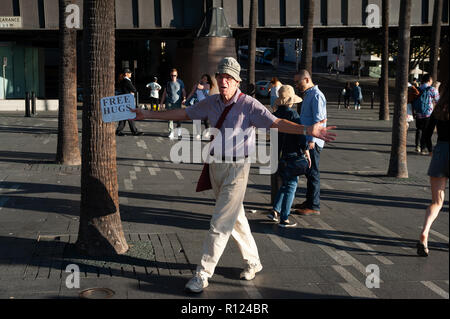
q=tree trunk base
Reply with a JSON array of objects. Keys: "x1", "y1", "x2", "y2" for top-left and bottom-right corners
[{"x1": 76, "y1": 217, "x2": 129, "y2": 256}]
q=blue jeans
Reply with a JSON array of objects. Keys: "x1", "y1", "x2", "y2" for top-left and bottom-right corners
[
  {"x1": 305, "y1": 145, "x2": 322, "y2": 211},
  {"x1": 273, "y1": 170, "x2": 299, "y2": 221}
]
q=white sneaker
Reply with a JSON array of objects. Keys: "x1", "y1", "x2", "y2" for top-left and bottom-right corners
[
  {"x1": 168, "y1": 131, "x2": 176, "y2": 140},
  {"x1": 177, "y1": 128, "x2": 182, "y2": 138},
  {"x1": 240, "y1": 262, "x2": 263, "y2": 281},
  {"x1": 267, "y1": 210, "x2": 279, "y2": 222},
  {"x1": 185, "y1": 272, "x2": 209, "y2": 293}
]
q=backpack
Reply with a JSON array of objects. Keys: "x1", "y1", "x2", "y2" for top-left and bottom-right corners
[{"x1": 413, "y1": 86, "x2": 432, "y2": 115}]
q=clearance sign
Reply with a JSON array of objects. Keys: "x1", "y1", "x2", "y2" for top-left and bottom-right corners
[{"x1": 0, "y1": 17, "x2": 22, "y2": 28}]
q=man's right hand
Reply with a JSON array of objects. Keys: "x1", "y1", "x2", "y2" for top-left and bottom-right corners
[{"x1": 130, "y1": 108, "x2": 145, "y2": 120}]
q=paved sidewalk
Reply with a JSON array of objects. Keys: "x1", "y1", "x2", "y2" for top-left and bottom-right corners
[{"x1": 0, "y1": 103, "x2": 448, "y2": 300}]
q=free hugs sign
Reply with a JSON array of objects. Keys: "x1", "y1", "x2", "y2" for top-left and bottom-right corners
[{"x1": 101, "y1": 94, "x2": 137, "y2": 123}]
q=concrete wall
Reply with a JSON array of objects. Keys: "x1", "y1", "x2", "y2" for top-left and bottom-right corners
[
  {"x1": 3, "y1": 0, "x2": 446, "y2": 30},
  {"x1": 0, "y1": 99, "x2": 59, "y2": 111}
]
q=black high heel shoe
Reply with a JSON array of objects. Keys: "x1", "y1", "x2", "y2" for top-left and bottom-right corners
[{"x1": 416, "y1": 241, "x2": 429, "y2": 257}]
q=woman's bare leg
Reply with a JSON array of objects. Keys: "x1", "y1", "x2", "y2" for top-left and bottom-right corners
[{"x1": 419, "y1": 176, "x2": 448, "y2": 249}]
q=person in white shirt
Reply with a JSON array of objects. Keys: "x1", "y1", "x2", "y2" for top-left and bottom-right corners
[{"x1": 146, "y1": 77, "x2": 162, "y2": 111}]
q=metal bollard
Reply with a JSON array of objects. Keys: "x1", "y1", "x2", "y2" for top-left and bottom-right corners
[
  {"x1": 31, "y1": 91, "x2": 36, "y2": 115},
  {"x1": 371, "y1": 91, "x2": 375, "y2": 109},
  {"x1": 25, "y1": 92, "x2": 31, "y2": 117}
]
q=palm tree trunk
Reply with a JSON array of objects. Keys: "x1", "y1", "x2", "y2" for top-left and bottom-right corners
[
  {"x1": 76, "y1": 0, "x2": 128, "y2": 256},
  {"x1": 379, "y1": 0, "x2": 390, "y2": 121},
  {"x1": 387, "y1": 0, "x2": 411, "y2": 178},
  {"x1": 56, "y1": 0, "x2": 81, "y2": 165},
  {"x1": 429, "y1": 0, "x2": 443, "y2": 81},
  {"x1": 301, "y1": 0, "x2": 314, "y2": 73},
  {"x1": 247, "y1": 0, "x2": 257, "y2": 96}
]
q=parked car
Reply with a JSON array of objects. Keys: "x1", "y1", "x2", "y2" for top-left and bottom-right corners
[{"x1": 255, "y1": 80, "x2": 271, "y2": 97}]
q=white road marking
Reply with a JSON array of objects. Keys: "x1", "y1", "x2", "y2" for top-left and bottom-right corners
[
  {"x1": 174, "y1": 170, "x2": 184, "y2": 180},
  {"x1": 42, "y1": 137, "x2": 51, "y2": 145},
  {"x1": 332, "y1": 265, "x2": 378, "y2": 299},
  {"x1": 264, "y1": 230, "x2": 293, "y2": 253},
  {"x1": 240, "y1": 280, "x2": 263, "y2": 299},
  {"x1": 306, "y1": 218, "x2": 381, "y2": 281},
  {"x1": 429, "y1": 229, "x2": 449, "y2": 242},
  {"x1": 148, "y1": 167, "x2": 160, "y2": 176},
  {"x1": 296, "y1": 219, "x2": 310, "y2": 228},
  {"x1": 124, "y1": 179, "x2": 133, "y2": 190},
  {"x1": 129, "y1": 171, "x2": 137, "y2": 180},
  {"x1": 135, "y1": 160, "x2": 145, "y2": 167},
  {"x1": 363, "y1": 217, "x2": 410, "y2": 250},
  {"x1": 420, "y1": 281, "x2": 449, "y2": 299},
  {"x1": 348, "y1": 239, "x2": 394, "y2": 265},
  {"x1": 321, "y1": 182, "x2": 334, "y2": 190},
  {"x1": 146, "y1": 153, "x2": 153, "y2": 159},
  {"x1": 134, "y1": 166, "x2": 141, "y2": 172},
  {"x1": 136, "y1": 140, "x2": 148, "y2": 149},
  {"x1": 161, "y1": 156, "x2": 169, "y2": 162}
]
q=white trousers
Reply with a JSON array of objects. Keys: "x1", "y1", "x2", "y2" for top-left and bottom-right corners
[{"x1": 197, "y1": 161, "x2": 261, "y2": 278}]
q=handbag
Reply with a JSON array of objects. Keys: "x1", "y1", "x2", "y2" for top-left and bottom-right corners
[
  {"x1": 278, "y1": 133, "x2": 309, "y2": 177},
  {"x1": 279, "y1": 153, "x2": 309, "y2": 176},
  {"x1": 196, "y1": 93, "x2": 245, "y2": 192}
]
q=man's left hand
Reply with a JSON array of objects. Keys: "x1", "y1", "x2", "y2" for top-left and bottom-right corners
[
  {"x1": 308, "y1": 141, "x2": 315, "y2": 150},
  {"x1": 306, "y1": 119, "x2": 337, "y2": 142}
]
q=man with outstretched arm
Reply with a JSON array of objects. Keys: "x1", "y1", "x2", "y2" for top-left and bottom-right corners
[{"x1": 131, "y1": 57, "x2": 336, "y2": 293}]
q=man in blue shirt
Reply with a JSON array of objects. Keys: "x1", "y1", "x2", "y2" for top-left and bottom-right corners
[
  {"x1": 160, "y1": 68, "x2": 186, "y2": 140},
  {"x1": 293, "y1": 70, "x2": 327, "y2": 216}
]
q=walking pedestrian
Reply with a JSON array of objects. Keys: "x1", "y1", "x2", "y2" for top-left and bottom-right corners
[
  {"x1": 186, "y1": 74, "x2": 213, "y2": 140},
  {"x1": 269, "y1": 77, "x2": 282, "y2": 110},
  {"x1": 293, "y1": 70, "x2": 327, "y2": 216},
  {"x1": 130, "y1": 57, "x2": 336, "y2": 293},
  {"x1": 417, "y1": 85, "x2": 448, "y2": 257},
  {"x1": 421, "y1": 81, "x2": 442, "y2": 155},
  {"x1": 115, "y1": 68, "x2": 143, "y2": 136},
  {"x1": 412, "y1": 74, "x2": 440, "y2": 155},
  {"x1": 343, "y1": 82, "x2": 352, "y2": 109},
  {"x1": 146, "y1": 76, "x2": 162, "y2": 111},
  {"x1": 407, "y1": 82, "x2": 420, "y2": 128},
  {"x1": 160, "y1": 68, "x2": 186, "y2": 140},
  {"x1": 268, "y1": 85, "x2": 310, "y2": 228},
  {"x1": 353, "y1": 81, "x2": 362, "y2": 110}
]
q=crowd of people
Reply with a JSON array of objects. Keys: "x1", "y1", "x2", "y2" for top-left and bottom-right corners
[
  {"x1": 114, "y1": 53, "x2": 446, "y2": 293},
  {"x1": 340, "y1": 81, "x2": 363, "y2": 110}
]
